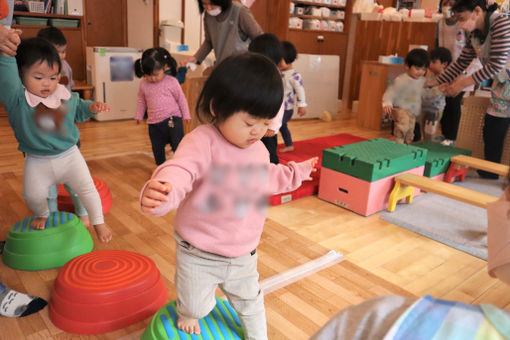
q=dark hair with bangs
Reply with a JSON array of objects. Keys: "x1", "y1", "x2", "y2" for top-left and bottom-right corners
[
  {"x1": 405, "y1": 48, "x2": 430, "y2": 68},
  {"x1": 196, "y1": 53, "x2": 283, "y2": 124},
  {"x1": 37, "y1": 26, "x2": 67, "y2": 46},
  {"x1": 281, "y1": 41, "x2": 297, "y2": 64},
  {"x1": 248, "y1": 33, "x2": 283, "y2": 66},
  {"x1": 430, "y1": 47, "x2": 452, "y2": 65},
  {"x1": 16, "y1": 38, "x2": 61, "y2": 79},
  {"x1": 134, "y1": 47, "x2": 177, "y2": 78},
  {"x1": 197, "y1": 0, "x2": 232, "y2": 14}
]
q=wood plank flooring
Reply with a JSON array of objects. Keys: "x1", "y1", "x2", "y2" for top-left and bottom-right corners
[{"x1": 0, "y1": 116, "x2": 507, "y2": 339}]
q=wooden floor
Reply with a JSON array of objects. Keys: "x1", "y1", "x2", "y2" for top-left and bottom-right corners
[{"x1": 0, "y1": 116, "x2": 508, "y2": 339}]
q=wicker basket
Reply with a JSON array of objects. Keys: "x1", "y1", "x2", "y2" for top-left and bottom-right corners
[
  {"x1": 28, "y1": 1, "x2": 45, "y2": 13},
  {"x1": 456, "y1": 96, "x2": 510, "y2": 167}
]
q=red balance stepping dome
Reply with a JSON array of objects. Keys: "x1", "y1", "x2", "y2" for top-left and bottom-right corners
[
  {"x1": 50, "y1": 250, "x2": 167, "y2": 334},
  {"x1": 57, "y1": 178, "x2": 113, "y2": 214}
]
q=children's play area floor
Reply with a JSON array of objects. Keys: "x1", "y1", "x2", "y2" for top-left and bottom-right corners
[{"x1": 0, "y1": 117, "x2": 508, "y2": 339}]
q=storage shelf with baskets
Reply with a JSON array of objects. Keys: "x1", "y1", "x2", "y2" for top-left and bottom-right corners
[
  {"x1": 12, "y1": 11, "x2": 82, "y2": 28},
  {"x1": 290, "y1": 0, "x2": 346, "y2": 32}
]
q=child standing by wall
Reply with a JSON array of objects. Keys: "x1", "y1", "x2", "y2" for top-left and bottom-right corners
[
  {"x1": 279, "y1": 41, "x2": 307, "y2": 153},
  {"x1": 140, "y1": 53, "x2": 317, "y2": 339},
  {"x1": 37, "y1": 26, "x2": 89, "y2": 226},
  {"x1": 248, "y1": 33, "x2": 286, "y2": 164},
  {"x1": 135, "y1": 48, "x2": 191, "y2": 165},
  {"x1": 421, "y1": 47, "x2": 451, "y2": 141},
  {"x1": 0, "y1": 37, "x2": 111, "y2": 242},
  {"x1": 383, "y1": 48, "x2": 429, "y2": 144}
]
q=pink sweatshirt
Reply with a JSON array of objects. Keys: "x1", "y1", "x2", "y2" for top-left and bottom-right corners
[
  {"x1": 135, "y1": 75, "x2": 191, "y2": 124},
  {"x1": 141, "y1": 124, "x2": 312, "y2": 257}
]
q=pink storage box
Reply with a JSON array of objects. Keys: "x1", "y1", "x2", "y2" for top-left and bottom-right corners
[{"x1": 318, "y1": 166, "x2": 425, "y2": 216}]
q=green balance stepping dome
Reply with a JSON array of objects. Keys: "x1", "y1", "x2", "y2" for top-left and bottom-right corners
[
  {"x1": 3, "y1": 212, "x2": 93, "y2": 271},
  {"x1": 142, "y1": 297, "x2": 244, "y2": 340}
]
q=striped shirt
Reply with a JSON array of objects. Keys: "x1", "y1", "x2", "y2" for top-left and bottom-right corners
[{"x1": 437, "y1": 12, "x2": 510, "y2": 85}]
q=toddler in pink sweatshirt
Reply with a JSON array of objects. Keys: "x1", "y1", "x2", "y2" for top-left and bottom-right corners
[{"x1": 140, "y1": 53, "x2": 317, "y2": 340}]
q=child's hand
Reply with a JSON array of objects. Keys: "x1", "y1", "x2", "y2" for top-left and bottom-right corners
[
  {"x1": 135, "y1": 119, "x2": 142, "y2": 125},
  {"x1": 141, "y1": 180, "x2": 172, "y2": 214},
  {"x1": 382, "y1": 105, "x2": 393, "y2": 117},
  {"x1": 264, "y1": 129, "x2": 276, "y2": 137},
  {"x1": 304, "y1": 156, "x2": 319, "y2": 181},
  {"x1": 89, "y1": 102, "x2": 111, "y2": 113},
  {"x1": 297, "y1": 107, "x2": 307, "y2": 116}
]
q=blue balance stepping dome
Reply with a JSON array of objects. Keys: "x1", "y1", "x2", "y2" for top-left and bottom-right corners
[
  {"x1": 3, "y1": 212, "x2": 93, "y2": 271},
  {"x1": 141, "y1": 297, "x2": 244, "y2": 340}
]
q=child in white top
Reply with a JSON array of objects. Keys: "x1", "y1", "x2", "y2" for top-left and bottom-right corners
[
  {"x1": 383, "y1": 48, "x2": 429, "y2": 144},
  {"x1": 140, "y1": 53, "x2": 317, "y2": 339},
  {"x1": 279, "y1": 41, "x2": 307, "y2": 153},
  {"x1": 134, "y1": 48, "x2": 191, "y2": 165},
  {"x1": 0, "y1": 37, "x2": 112, "y2": 242}
]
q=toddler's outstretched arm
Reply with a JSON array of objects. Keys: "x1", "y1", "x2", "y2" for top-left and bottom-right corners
[{"x1": 140, "y1": 180, "x2": 171, "y2": 214}]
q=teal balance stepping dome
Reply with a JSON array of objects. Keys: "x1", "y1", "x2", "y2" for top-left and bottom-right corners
[
  {"x1": 413, "y1": 141, "x2": 472, "y2": 177},
  {"x1": 322, "y1": 138, "x2": 428, "y2": 182},
  {"x1": 3, "y1": 212, "x2": 93, "y2": 271},
  {"x1": 141, "y1": 297, "x2": 244, "y2": 340}
]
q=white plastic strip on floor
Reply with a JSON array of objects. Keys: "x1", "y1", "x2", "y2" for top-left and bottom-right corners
[{"x1": 259, "y1": 249, "x2": 344, "y2": 295}]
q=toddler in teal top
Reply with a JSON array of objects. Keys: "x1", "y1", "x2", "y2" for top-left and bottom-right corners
[{"x1": 0, "y1": 37, "x2": 112, "y2": 242}]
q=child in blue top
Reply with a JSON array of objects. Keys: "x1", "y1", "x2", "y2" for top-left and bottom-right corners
[{"x1": 0, "y1": 37, "x2": 112, "y2": 242}]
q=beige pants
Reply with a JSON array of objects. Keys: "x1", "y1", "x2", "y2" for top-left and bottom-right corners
[
  {"x1": 174, "y1": 233, "x2": 267, "y2": 340},
  {"x1": 392, "y1": 108, "x2": 416, "y2": 144}
]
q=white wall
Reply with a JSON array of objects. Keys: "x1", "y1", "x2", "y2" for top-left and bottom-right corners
[
  {"x1": 128, "y1": 0, "x2": 154, "y2": 50},
  {"x1": 159, "y1": 0, "x2": 202, "y2": 52}
]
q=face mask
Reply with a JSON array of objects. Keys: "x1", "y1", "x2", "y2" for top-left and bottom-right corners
[
  {"x1": 442, "y1": 6, "x2": 453, "y2": 18},
  {"x1": 207, "y1": 7, "x2": 222, "y2": 16}
]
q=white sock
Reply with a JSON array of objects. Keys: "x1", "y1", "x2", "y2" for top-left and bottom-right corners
[{"x1": 0, "y1": 285, "x2": 47, "y2": 317}]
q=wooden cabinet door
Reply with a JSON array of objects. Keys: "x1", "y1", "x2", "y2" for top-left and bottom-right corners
[{"x1": 85, "y1": 0, "x2": 127, "y2": 47}]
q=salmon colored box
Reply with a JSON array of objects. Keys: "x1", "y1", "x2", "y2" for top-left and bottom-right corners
[{"x1": 318, "y1": 166, "x2": 425, "y2": 216}]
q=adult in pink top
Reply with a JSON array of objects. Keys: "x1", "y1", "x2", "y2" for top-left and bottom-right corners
[{"x1": 134, "y1": 48, "x2": 191, "y2": 165}]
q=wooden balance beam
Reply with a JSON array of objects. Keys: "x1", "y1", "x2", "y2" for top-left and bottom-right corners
[
  {"x1": 445, "y1": 155, "x2": 510, "y2": 183},
  {"x1": 387, "y1": 173, "x2": 498, "y2": 211}
]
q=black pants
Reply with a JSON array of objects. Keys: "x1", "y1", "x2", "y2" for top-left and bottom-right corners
[
  {"x1": 479, "y1": 113, "x2": 510, "y2": 178},
  {"x1": 148, "y1": 116, "x2": 184, "y2": 166},
  {"x1": 261, "y1": 135, "x2": 279, "y2": 164},
  {"x1": 440, "y1": 91, "x2": 464, "y2": 140}
]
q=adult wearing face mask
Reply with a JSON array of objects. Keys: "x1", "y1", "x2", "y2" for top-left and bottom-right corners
[
  {"x1": 180, "y1": 0, "x2": 263, "y2": 67},
  {"x1": 435, "y1": 0, "x2": 482, "y2": 147},
  {"x1": 436, "y1": 0, "x2": 510, "y2": 179}
]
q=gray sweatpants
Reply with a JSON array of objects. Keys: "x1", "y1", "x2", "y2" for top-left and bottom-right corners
[
  {"x1": 174, "y1": 232, "x2": 267, "y2": 340},
  {"x1": 23, "y1": 146, "x2": 104, "y2": 225}
]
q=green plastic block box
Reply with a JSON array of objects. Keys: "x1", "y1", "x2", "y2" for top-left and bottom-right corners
[
  {"x1": 16, "y1": 16, "x2": 48, "y2": 26},
  {"x1": 3, "y1": 212, "x2": 93, "y2": 271},
  {"x1": 322, "y1": 138, "x2": 428, "y2": 182},
  {"x1": 413, "y1": 141, "x2": 472, "y2": 177},
  {"x1": 49, "y1": 18, "x2": 80, "y2": 27}
]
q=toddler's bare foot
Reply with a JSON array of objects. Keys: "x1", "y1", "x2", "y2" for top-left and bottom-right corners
[
  {"x1": 93, "y1": 223, "x2": 112, "y2": 243},
  {"x1": 280, "y1": 146, "x2": 294, "y2": 153},
  {"x1": 30, "y1": 217, "x2": 47, "y2": 230},
  {"x1": 177, "y1": 317, "x2": 201, "y2": 335},
  {"x1": 79, "y1": 215, "x2": 90, "y2": 227}
]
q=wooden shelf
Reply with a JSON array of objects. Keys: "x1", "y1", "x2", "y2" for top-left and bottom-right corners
[
  {"x1": 289, "y1": 28, "x2": 346, "y2": 34},
  {"x1": 13, "y1": 11, "x2": 83, "y2": 20},
  {"x1": 292, "y1": 1, "x2": 346, "y2": 9},
  {"x1": 291, "y1": 14, "x2": 344, "y2": 20},
  {"x1": 12, "y1": 24, "x2": 80, "y2": 30}
]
